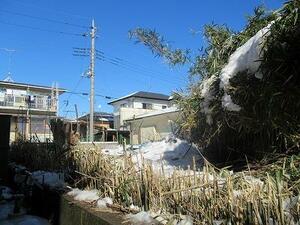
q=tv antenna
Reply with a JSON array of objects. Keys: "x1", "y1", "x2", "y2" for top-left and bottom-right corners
[{"x1": 0, "y1": 48, "x2": 17, "y2": 78}]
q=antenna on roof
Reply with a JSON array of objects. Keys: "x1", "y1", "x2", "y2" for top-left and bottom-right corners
[
  {"x1": 3, "y1": 74, "x2": 14, "y2": 82},
  {"x1": 0, "y1": 48, "x2": 17, "y2": 78}
]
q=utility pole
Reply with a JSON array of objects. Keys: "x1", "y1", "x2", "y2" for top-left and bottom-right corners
[{"x1": 89, "y1": 19, "x2": 96, "y2": 142}]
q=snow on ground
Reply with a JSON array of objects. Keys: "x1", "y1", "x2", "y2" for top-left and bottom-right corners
[
  {"x1": 31, "y1": 171, "x2": 64, "y2": 188},
  {"x1": 67, "y1": 188, "x2": 114, "y2": 208},
  {"x1": 102, "y1": 146, "x2": 124, "y2": 156},
  {"x1": 219, "y1": 22, "x2": 273, "y2": 111},
  {"x1": 0, "y1": 186, "x2": 13, "y2": 200},
  {"x1": 0, "y1": 202, "x2": 15, "y2": 220},
  {"x1": 0, "y1": 215, "x2": 50, "y2": 225},
  {"x1": 67, "y1": 188, "x2": 99, "y2": 203},
  {"x1": 8, "y1": 163, "x2": 26, "y2": 173},
  {"x1": 96, "y1": 197, "x2": 113, "y2": 208},
  {"x1": 126, "y1": 211, "x2": 157, "y2": 225},
  {"x1": 135, "y1": 136, "x2": 203, "y2": 174},
  {"x1": 103, "y1": 135, "x2": 203, "y2": 175}
]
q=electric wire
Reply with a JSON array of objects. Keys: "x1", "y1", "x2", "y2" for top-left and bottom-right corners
[
  {"x1": 96, "y1": 54, "x2": 182, "y2": 85},
  {"x1": 0, "y1": 9, "x2": 89, "y2": 29},
  {"x1": 73, "y1": 48, "x2": 185, "y2": 85},
  {"x1": 7, "y1": 0, "x2": 90, "y2": 20},
  {"x1": 0, "y1": 20, "x2": 85, "y2": 37}
]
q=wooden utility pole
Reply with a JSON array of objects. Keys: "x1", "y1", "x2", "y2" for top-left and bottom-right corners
[{"x1": 89, "y1": 19, "x2": 96, "y2": 142}]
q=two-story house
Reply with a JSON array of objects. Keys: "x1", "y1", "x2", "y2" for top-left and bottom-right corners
[
  {"x1": 108, "y1": 91, "x2": 170, "y2": 130},
  {"x1": 0, "y1": 80, "x2": 66, "y2": 142}
]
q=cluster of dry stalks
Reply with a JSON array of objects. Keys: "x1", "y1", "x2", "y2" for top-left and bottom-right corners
[
  {"x1": 9, "y1": 142, "x2": 300, "y2": 225},
  {"x1": 67, "y1": 144, "x2": 300, "y2": 225}
]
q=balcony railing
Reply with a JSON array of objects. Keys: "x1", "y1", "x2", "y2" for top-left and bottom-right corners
[{"x1": 0, "y1": 94, "x2": 57, "y2": 111}]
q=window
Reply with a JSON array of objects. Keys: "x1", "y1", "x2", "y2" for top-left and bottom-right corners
[
  {"x1": 14, "y1": 96, "x2": 24, "y2": 103},
  {"x1": 120, "y1": 103, "x2": 128, "y2": 108},
  {"x1": 142, "y1": 103, "x2": 152, "y2": 109},
  {"x1": 162, "y1": 105, "x2": 167, "y2": 109}
]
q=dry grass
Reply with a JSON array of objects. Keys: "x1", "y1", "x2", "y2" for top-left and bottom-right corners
[{"x1": 9, "y1": 142, "x2": 300, "y2": 224}]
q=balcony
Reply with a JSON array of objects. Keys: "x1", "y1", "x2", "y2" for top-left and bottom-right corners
[{"x1": 0, "y1": 94, "x2": 57, "y2": 112}]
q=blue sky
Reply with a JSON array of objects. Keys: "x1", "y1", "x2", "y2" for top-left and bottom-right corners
[{"x1": 0, "y1": 0, "x2": 283, "y2": 118}]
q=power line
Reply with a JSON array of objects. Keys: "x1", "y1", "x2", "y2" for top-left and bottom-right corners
[
  {"x1": 96, "y1": 54, "x2": 182, "y2": 85},
  {"x1": 97, "y1": 50, "x2": 186, "y2": 83},
  {"x1": 7, "y1": 0, "x2": 90, "y2": 20},
  {"x1": 65, "y1": 91, "x2": 115, "y2": 99},
  {"x1": 0, "y1": 9, "x2": 89, "y2": 29},
  {"x1": 73, "y1": 47, "x2": 184, "y2": 85},
  {"x1": 0, "y1": 20, "x2": 85, "y2": 37},
  {"x1": 61, "y1": 77, "x2": 84, "y2": 116}
]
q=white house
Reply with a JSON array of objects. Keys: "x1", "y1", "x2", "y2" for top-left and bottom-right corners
[
  {"x1": 0, "y1": 79, "x2": 66, "y2": 142},
  {"x1": 108, "y1": 91, "x2": 171, "y2": 130}
]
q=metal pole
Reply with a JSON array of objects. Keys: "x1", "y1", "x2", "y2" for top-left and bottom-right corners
[{"x1": 89, "y1": 19, "x2": 96, "y2": 142}]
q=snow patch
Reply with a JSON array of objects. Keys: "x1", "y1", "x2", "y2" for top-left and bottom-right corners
[
  {"x1": 219, "y1": 22, "x2": 273, "y2": 111},
  {"x1": 0, "y1": 186, "x2": 13, "y2": 200},
  {"x1": 244, "y1": 176, "x2": 264, "y2": 187},
  {"x1": 103, "y1": 135, "x2": 203, "y2": 175},
  {"x1": 31, "y1": 171, "x2": 64, "y2": 188},
  {"x1": 283, "y1": 196, "x2": 299, "y2": 211},
  {"x1": 135, "y1": 136, "x2": 203, "y2": 175},
  {"x1": 221, "y1": 93, "x2": 241, "y2": 112},
  {"x1": 67, "y1": 188, "x2": 99, "y2": 202},
  {"x1": 0, "y1": 202, "x2": 15, "y2": 220},
  {"x1": 126, "y1": 211, "x2": 156, "y2": 225},
  {"x1": 129, "y1": 204, "x2": 140, "y2": 211},
  {"x1": 96, "y1": 197, "x2": 113, "y2": 208},
  {"x1": 199, "y1": 74, "x2": 218, "y2": 124},
  {"x1": 220, "y1": 23, "x2": 272, "y2": 89},
  {"x1": 0, "y1": 215, "x2": 50, "y2": 225}
]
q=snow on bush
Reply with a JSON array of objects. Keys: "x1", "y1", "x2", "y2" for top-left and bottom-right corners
[
  {"x1": 221, "y1": 93, "x2": 241, "y2": 112},
  {"x1": 220, "y1": 23, "x2": 273, "y2": 89},
  {"x1": 219, "y1": 22, "x2": 273, "y2": 111},
  {"x1": 199, "y1": 74, "x2": 218, "y2": 125},
  {"x1": 31, "y1": 171, "x2": 64, "y2": 188},
  {"x1": 67, "y1": 188, "x2": 99, "y2": 203}
]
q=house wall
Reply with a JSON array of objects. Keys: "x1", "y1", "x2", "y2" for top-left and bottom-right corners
[
  {"x1": 0, "y1": 87, "x2": 56, "y2": 113},
  {"x1": 128, "y1": 111, "x2": 180, "y2": 144},
  {"x1": 9, "y1": 115, "x2": 53, "y2": 143},
  {"x1": 0, "y1": 83, "x2": 64, "y2": 142},
  {"x1": 115, "y1": 107, "x2": 153, "y2": 129},
  {"x1": 111, "y1": 97, "x2": 170, "y2": 129}
]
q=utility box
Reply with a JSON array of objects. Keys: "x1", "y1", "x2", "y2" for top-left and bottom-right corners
[{"x1": 0, "y1": 115, "x2": 11, "y2": 182}]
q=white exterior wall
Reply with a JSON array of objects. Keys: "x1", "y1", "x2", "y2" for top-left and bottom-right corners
[
  {"x1": 132, "y1": 97, "x2": 168, "y2": 110},
  {"x1": 128, "y1": 111, "x2": 180, "y2": 144},
  {"x1": 111, "y1": 97, "x2": 170, "y2": 129},
  {"x1": 116, "y1": 107, "x2": 153, "y2": 129}
]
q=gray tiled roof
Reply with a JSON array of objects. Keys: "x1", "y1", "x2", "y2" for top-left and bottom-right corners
[{"x1": 108, "y1": 91, "x2": 170, "y2": 104}]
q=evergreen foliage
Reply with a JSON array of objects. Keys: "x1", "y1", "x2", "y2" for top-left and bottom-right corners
[{"x1": 130, "y1": 1, "x2": 300, "y2": 163}]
